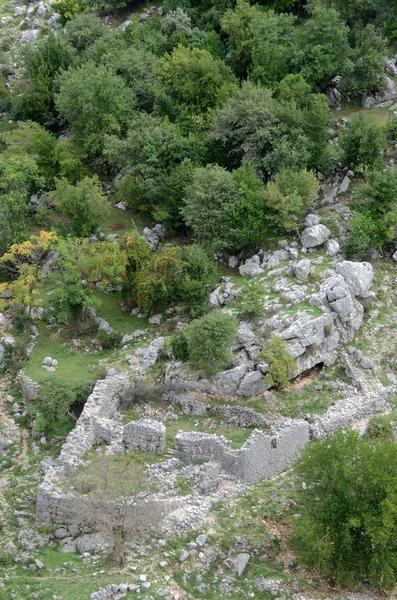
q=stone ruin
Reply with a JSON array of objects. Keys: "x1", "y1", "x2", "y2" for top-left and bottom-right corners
[{"x1": 34, "y1": 361, "x2": 390, "y2": 534}]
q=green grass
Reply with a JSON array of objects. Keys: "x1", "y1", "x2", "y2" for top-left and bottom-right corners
[
  {"x1": 332, "y1": 102, "x2": 392, "y2": 126},
  {"x1": 164, "y1": 413, "x2": 252, "y2": 450},
  {"x1": 1, "y1": 547, "x2": 136, "y2": 600},
  {"x1": 100, "y1": 203, "x2": 153, "y2": 236},
  {"x1": 93, "y1": 291, "x2": 149, "y2": 334},
  {"x1": 24, "y1": 321, "x2": 111, "y2": 385}
]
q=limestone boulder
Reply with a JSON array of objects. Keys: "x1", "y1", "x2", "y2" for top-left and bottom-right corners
[
  {"x1": 301, "y1": 224, "x2": 331, "y2": 249},
  {"x1": 335, "y1": 260, "x2": 373, "y2": 297}
]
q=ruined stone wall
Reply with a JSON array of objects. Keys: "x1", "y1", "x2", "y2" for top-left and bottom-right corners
[
  {"x1": 174, "y1": 419, "x2": 310, "y2": 484},
  {"x1": 238, "y1": 419, "x2": 309, "y2": 484},
  {"x1": 19, "y1": 373, "x2": 40, "y2": 401},
  {"x1": 123, "y1": 419, "x2": 166, "y2": 453}
]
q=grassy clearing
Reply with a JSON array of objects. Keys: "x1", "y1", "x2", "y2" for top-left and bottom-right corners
[
  {"x1": 24, "y1": 321, "x2": 111, "y2": 385},
  {"x1": 93, "y1": 291, "x2": 149, "y2": 334},
  {"x1": 2, "y1": 548, "x2": 138, "y2": 600},
  {"x1": 166, "y1": 413, "x2": 253, "y2": 450},
  {"x1": 100, "y1": 203, "x2": 153, "y2": 236},
  {"x1": 331, "y1": 102, "x2": 392, "y2": 126}
]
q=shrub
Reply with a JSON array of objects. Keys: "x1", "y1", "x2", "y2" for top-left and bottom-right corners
[
  {"x1": 260, "y1": 336, "x2": 295, "y2": 388},
  {"x1": 345, "y1": 212, "x2": 379, "y2": 259},
  {"x1": 48, "y1": 176, "x2": 110, "y2": 238},
  {"x1": 182, "y1": 163, "x2": 267, "y2": 252},
  {"x1": 185, "y1": 311, "x2": 238, "y2": 376},
  {"x1": 293, "y1": 429, "x2": 397, "y2": 588},
  {"x1": 365, "y1": 414, "x2": 395, "y2": 440},
  {"x1": 170, "y1": 331, "x2": 190, "y2": 361},
  {"x1": 96, "y1": 328, "x2": 122, "y2": 350},
  {"x1": 234, "y1": 279, "x2": 265, "y2": 318},
  {"x1": 340, "y1": 114, "x2": 387, "y2": 171},
  {"x1": 264, "y1": 168, "x2": 319, "y2": 232},
  {"x1": 39, "y1": 377, "x2": 77, "y2": 428}
]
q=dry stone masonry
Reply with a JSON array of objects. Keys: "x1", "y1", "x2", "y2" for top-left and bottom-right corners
[{"x1": 123, "y1": 419, "x2": 166, "y2": 453}]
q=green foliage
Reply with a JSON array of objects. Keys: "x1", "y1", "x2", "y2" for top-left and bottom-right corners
[
  {"x1": 293, "y1": 6, "x2": 350, "y2": 90},
  {"x1": 178, "y1": 244, "x2": 217, "y2": 314},
  {"x1": 120, "y1": 231, "x2": 153, "y2": 300},
  {"x1": 264, "y1": 168, "x2": 319, "y2": 232},
  {"x1": 293, "y1": 429, "x2": 397, "y2": 588},
  {"x1": 365, "y1": 414, "x2": 395, "y2": 440},
  {"x1": 51, "y1": 0, "x2": 85, "y2": 24},
  {"x1": 340, "y1": 26, "x2": 386, "y2": 99},
  {"x1": 185, "y1": 310, "x2": 238, "y2": 376},
  {"x1": 210, "y1": 81, "x2": 327, "y2": 179},
  {"x1": 153, "y1": 44, "x2": 236, "y2": 121},
  {"x1": 220, "y1": 0, "x2": 261, "y2": 76},
  {"x1": 0, "y1": 193, "x2": 29, "y2": 257},
  {"x1": 65, "y1": 13, "x2": 105, "y2": 52},
  {"x1": 340, "y1": 114, "x2": 387, "y2": 171},
  {"x1": 250, "y1": 10, "x2": 296, "y2": 86},
  {"x1": 48, "y1": 176, "x2": 110, "y2": 238},
  {"x1": 56, "y1": 62, "x2": 135, "y2": 157},
  {"x1": 346, "y1": 170, "x2": 397, "y2": 258},
  {"x1": 39, "y1": 376, "x2": 77, "y2": 428},
  {"x1": 183, "y1": 163, "x2": 266, "y2": 251},
  {"x1": 386, "y1": 114, "x2": 397, "y2": 141},
  {"x1": 108, "y1": 45, "x2": 158, "y2": 112},
  {"x1": 45, "y1": 238, "x2": 106, "y2": 325},
  {"x1": 128, "y1": 243, "x2": 215, "y2": 315},
  {"x1": 104, "y1": 114, "x2": 202, "y2": 219},
  {"x1": 12, "y1": 34, "x2": 75, "y2": 126},
  {"x1": 1, "y1": 122, "x2": 84, "y2": 186},
  {"x1": 234, "y1": 279, "x2": 265, "y2": 319},
  {"x1": 260, "y1": 336, "x2": 295, "y2": 388},
  {"x1": 171, "y1": 331, "x2": 190, "y2": 361},
  {"x1": 96, "y1": 328, "x2": 122, "y2": 349}
]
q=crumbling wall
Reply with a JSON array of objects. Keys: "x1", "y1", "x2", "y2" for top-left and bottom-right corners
[
  {"x1": 123, "y1": 418, "x2": 166, "y2": 453},
  {"x1": 175, "y1": 419, "x2": 309, "y2": 484}
]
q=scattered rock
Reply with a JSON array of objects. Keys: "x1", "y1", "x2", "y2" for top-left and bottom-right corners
[{"x1": 301, "y1": 224, "x2": 331, "y2": 249}]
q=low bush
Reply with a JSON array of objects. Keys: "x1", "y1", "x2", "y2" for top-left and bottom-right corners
[
  {"x1": 185, "y1": 311, "x2": 238, "y2": 376},
  {"x1": 96, "y1": 328, "x2": 122, "y2": 349},
  {"x1": 234, "y1": 279, "x2": 265, "y2": 318},
  {"x1": 260, "y1": 336, "x2": 295, "y2": 388},
  {"x1": 170, "y1": 331, "x2": 190, "y2": 361}
]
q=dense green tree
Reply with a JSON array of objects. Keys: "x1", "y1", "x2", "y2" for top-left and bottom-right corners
[
  {"x1": 39, "y1": 376, "x2": 77, "y2": 429},
  {"x1": 0, "y1": 193, "x2": 29, "y2": 258},
  {"x1": 105, "y1": 114, "x2": 203, "y2": 220},
  {"x1": 346, "y1": 170, "x2": 397, "y2": 258},
  {"x1": 56, "y1": 62, "x2": 136, "y2": 157},
  {"x1": 45, "y1": 238, "x2": 102, "y2": 327},
  {"x1": 264, "y1": 168, "x2": 319, "y2": 232},
  {"x1": 260, "y1": 336, "x2": 295, "y2": 388},
  {"x1": 48, "y1": 176, "x2": 110, "y2": 238},
  {"x1": 293, "y1": 6, "x2": 350, "y2": 90},
  {"x1": 12, "y1": 34, "x2": 75, "y2": 126},
  {"x1": 340, "y1": 114, "x2": 387, "y2": 171},
  {"x1": 308, "y1": 0, "x2": 375, "y2": 27},
  {"x1": 250, "y1": 10, "x2": 297, "y2": 86},
  {"x1": 340, "y1": 25, "x2": 386, "y2": 98},
  {"x1": 375, "y1": 0, "x2": 397, "y2": 39},
  {"x1": 182, "y1": 163, "x2": 267, "y2": 251},
  {"x1": 64, "y1": 12, "x2": 105, "y2": 52},
  {"x1": 210, "y1": 82, "x2": 313, "y2": 178},
  {"x1": 293, "y1": 429, "x2": 397, "y2": 588},
  {"x1": 153, "y1": 45, "x2": 236, "y2": 121},
  {"x1": 185, "y1": 310, "x2": 238, "y2": 376},
  {"x1": 221, "y1": 0, "x2": 261, "y2": 76},
  {"x1": 1, "y1": 122, "x2": 84, "y2": 185},
  {"x1": 108, "y1": 45, "x2": 159, "y2": 111},
  {"x1": 127, "y1": 243, "x2": 216, "y2": 314}
]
